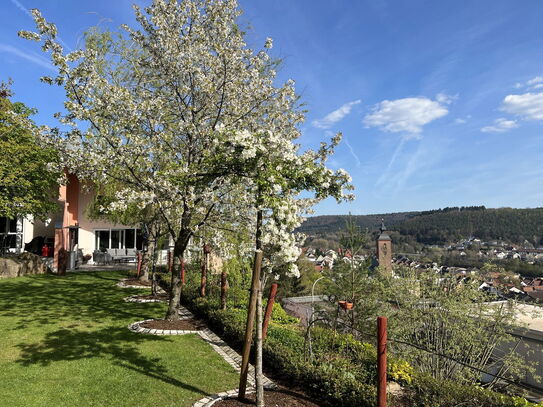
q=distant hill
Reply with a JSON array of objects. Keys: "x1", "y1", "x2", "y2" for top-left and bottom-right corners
[
  {"x1": 297, "y1": 211, "x2": 418, "y2": 234},
  {"x1": 299, "y1": 206, "x2": 543, "y2": 247}
]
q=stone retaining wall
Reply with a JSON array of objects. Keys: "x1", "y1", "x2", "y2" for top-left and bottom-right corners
[{"x1": 0, "y1": 253, "x2": 49, "y2": 279}]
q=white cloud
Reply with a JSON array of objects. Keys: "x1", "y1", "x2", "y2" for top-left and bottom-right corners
[
  {"x1": 0, "y1": 44, "x2": 55, "y2": 71},
  {"x1": 312, "y1": 99, "x2": 361, "y2": 129},
  {"x1": 363, "y1": 97, "x2": 448, "y2": 135},
  {"x1": 514, "y1": 76, "x2": 543, "y2": 91},
  {"x1": 481, "y1": 118, "x2": 519, "y2": 133},
  {"x1": 502, "y1": 92, "x2": 543, "y2": 120},
  {"x1": 454, "y1": 114, "x2": 471, "y2": 125},
  {"x1": 436, "y1": 92, "x2": 457, "y2": 105},
  {"x1": 527, "y1": 76, "x2": 543, "y2": 86}
]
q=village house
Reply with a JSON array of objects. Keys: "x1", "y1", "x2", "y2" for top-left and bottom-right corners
[{"x1": 0, "y1": 174, "x2": 143, "y2": 272}]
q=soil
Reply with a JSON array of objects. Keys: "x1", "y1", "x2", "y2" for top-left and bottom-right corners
[
  {"x1": 140, "y1": 318, "x2": 206, "y2": 331},
  {"x1": 133, "y1": 294, "x2": 168, "y2": 301},
  {"x1": 213, "y1": 386, "x2": 323, "y2": 407},
  {"x1": 123, "y1": 278, "x2": 152, "y2": 287}
]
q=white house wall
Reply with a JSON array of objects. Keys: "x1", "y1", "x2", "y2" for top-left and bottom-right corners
[
  {"x1": 22, "y1": 217, "x2": 34, "y2": 246},
  {"x1": 76, "y1": 187, "x2": 135, "y2": 258}
]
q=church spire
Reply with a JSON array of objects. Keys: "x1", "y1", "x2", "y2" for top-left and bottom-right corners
[{"x1": 376, "y1": 218, "x2": 392, "y2": 275}]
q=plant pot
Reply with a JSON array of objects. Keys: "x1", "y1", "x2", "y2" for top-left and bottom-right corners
[{"x1": 338, "y1": 301, "x2": 353, "y2": 310}]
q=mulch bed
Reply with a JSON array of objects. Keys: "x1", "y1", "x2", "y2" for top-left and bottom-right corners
[
  {"x1": 123, "y1": 278, "x2": 152, "y2": 287},
  {"x1": 140, "y1": 318, "x2": 206, "y2": 331},
  {"x1": 213, "y1": 386, "x2": 323, "y2": 407}
]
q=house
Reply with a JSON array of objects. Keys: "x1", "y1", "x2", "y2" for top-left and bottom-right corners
[
  {"x1": 495, "y1": 252, "x2": 507, "y2": 260},
  {"x1": 0, "y1": 174, "x2": 143, "y2": 272},
  {"x1": 523, "y1": 278, "x2": 543, "y2": 301},
  {"x1": 482, "y1": 302, "x2": 543, "y2": 394}
]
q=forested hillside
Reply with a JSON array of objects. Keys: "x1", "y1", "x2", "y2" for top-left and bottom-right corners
[
  {"x1": 299, "y1": 207, "x2": 543, "y2": 248},
  {"x1": 298, "y1": 211, "x2": 418, "y2": 234}
]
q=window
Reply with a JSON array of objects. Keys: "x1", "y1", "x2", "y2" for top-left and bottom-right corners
[
  {"x1": 95, "y1": 230, "x2": 110, "y2": 251},
  {"x1": 111, "y1": 230, "x2": 122, "y2": 249},
  {"x1": 94, "y1": 228, "x2": 141, "y2": 251},
  {"x1": 125, "y1": 229, "x2": 135, "y2": 249},
  {"x1": 0, "y1": 217, "x2": 20, "y2": 252},
  {"x1": 136, "y1": 229, "x2": 143, "y2": 250}
]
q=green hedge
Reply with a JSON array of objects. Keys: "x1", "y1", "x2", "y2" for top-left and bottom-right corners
[
  {"x1": 263, "y1": 325, "x2": 377, "y2": 406},
  {"x1": 406, "y1": 374, "x2": 543, "y2": 407},
  {"x1": 181, "y1": 289, "x2": 542, "y2": 407}
]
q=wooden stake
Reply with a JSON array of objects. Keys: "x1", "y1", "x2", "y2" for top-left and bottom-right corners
[
  {"x1": 255, "y1": 277, "x2": 264, "y2": 407},
  {"x1": 239, "y1": 208, "x2": 263, "y2": 400},
  {"x1": 238, "y1": 249, "x2": 263, "y2": 399},
  {"x1": 200, "y1": 244, "x2": 211, "y2": 297},
  {"x1": 377, "y1": 316, "x2": 387, "y2": 407},
  {"x1": 262, "y1": 283, "x2": 278, "y2": 340},
  {"x1": 220, "y1": 270, "x2": 228, "y2": 310},
  {"x1": 136, "y1": 252, "x2": 142, "y2": 278}
]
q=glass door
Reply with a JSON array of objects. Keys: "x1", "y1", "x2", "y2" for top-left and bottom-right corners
[
  {"x1": 110, "y1": 230, "x2": 125, "y2": 249},
  {"x1": 95, "y1": 230, "x2": 110, "y2": 251}
]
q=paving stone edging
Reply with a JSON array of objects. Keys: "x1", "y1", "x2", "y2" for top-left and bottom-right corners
[
  {"x1": 128, "y1": 319, "x2": 201, "y2": 335},
  {"x1": 193, "y1": 328, "x2": 275, "y2": 407},
  {"x1": 124, "y1": 295, "x2": 168, "y2": 303},
  {"x1": 117, "y1": 279, "x2": 152, "y2": 289},
  {"x1": 192, "y1": 389, "x2": 255, "y2": 407},
  {"x1": 126, "y1": 305, "x2": 275, "y2": 406}
]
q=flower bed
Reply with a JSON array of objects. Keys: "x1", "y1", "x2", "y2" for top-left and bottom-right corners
[{"x1": 182, "y1": 289, "x2": 543, "y2": 407}]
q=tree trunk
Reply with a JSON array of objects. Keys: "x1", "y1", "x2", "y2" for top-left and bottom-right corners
[
  {"x1": 139, "y1": 235, "x2": 155, "y2": 282},
  {"x1": 166, "y1": 254, "x2": 183, "y2": 320},
  {"x1": 220, "y1": 270, "x2": 228, "y2": 310},
  {"x1": 165, "y1": 212, "x2": 192, "y2": 320},
  {"x1": 255, "y1": 275, "x2": 264, "y2": 407}
]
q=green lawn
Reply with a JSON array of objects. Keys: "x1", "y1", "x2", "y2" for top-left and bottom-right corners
[{"x1": 0, "y1": 270, "x2": 239, "y2": 407}]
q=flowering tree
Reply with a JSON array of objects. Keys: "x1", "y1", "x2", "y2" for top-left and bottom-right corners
[
  {"x1": 18, "y1": 0, "x2": 337, "y2": 319},
  {"x1": 208, "y1": 127, "x2": 353, "y2": 404}
]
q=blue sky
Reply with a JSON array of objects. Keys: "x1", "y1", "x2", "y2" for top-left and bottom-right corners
[{"x1": 1, "y1": 0, "x2": 543, "y2": 215}]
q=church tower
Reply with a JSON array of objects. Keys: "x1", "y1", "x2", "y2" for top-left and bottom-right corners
[{"x1": 376, "y1": 219, "x2": 392, "y2": 275}]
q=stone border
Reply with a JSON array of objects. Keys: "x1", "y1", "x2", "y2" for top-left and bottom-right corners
[
  {"x1": 128, "y1": 319, "x2": 200, "y2": 335},
  {"x1": 117, "y1": 279, "x2": 152, "y2": 289},
  {"x1": 194, "y1": 326, "x2": 275, "y2": 406},
  {"x1": 124, "y1": 295, "x2": 168, "y2": 303},
  {"x1": 126, "y1": 305, "x2": 275, "y2": 406},
  {"x1": 193, "y1": 389, "x2": 255, "y2": 407},
  {"x1": 178, "y1": 306, "x2": 194, "y2": 319}
]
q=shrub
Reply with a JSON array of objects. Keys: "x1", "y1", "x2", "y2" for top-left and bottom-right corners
[
  {"x1": 181, "y1": 287, "x2": 540, "y2": 407},
  {"x1": 270, "y1": 301, "x2": 299, "y2": 325},
  {"x1": 406, "y1": 374, "x2": 543, "y2": 407}
]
